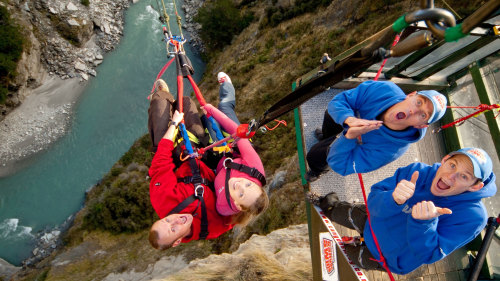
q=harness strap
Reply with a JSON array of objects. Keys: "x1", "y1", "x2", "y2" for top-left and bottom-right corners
[
  {"x1": 225, "y1": 164, "x2": 237, "y2": 212},
  {"x1": 225, "y1": 160, "x2": 266, "y2": 186},
  {"x1": 187, "y1": 158, "x2": 209, "y2": 239},
  {"x1": 168, "y1": 194, "x2": 197, "y2": 216},
  {"x1": 177, "y1": 177, "x2": 212, "y2": 188},
  {"x1": 167, "y1": 158, "x2": 210, "y2": 240}
]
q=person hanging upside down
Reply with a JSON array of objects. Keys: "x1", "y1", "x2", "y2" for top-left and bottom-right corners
[
  {"x1": 306, "y1": 80, "x2": 448, "y2": 180},
  {"x1": 202, "y1": 72, "x2": 269, "y2": 227},
  {"x1": 147, "y1": 79, "x2": 233, "y2": 249},
  {"x1": 316, "y1": 147, "x2": 497, "y2": 274}
]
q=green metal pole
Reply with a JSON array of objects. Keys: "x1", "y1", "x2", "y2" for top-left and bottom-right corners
[
  {"x1": 469, "y1": 62, "x2": 500, "y2": 161},
  {"x1": 292, "y1": 81, "x2": 314, "y2": 273}
]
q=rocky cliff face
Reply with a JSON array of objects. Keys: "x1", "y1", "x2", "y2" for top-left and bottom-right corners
[
  {"x1": 102, "y1": 224, "x2": 311, "y2": 281},
  {"x1": 0, "y1": 0, "x2": 129, "y2": 120}
]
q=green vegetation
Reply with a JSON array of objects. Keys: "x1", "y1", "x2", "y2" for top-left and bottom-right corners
[
  {"x1": 0, "y1": 5, "x2": 25, "y2": 104},
  {"x1": 82, "y1": 135, "x2": 156, "y2": 233},
  {"x1": 260, "y1": 0, "x2": 331, "y2": 28},
  {"x1": 48, "y1": 15, "x2": 83, "y2": 47},
  {"x1": 194, "y1": 0, "x2": 254, "y2": 53},
  {"x1": 81, "y1": 0, "x2": 90, "y2": 7}
]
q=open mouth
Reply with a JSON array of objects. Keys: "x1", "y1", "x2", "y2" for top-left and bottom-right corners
[
  {"x1": 396, "y1": 112, "x2": 406, "y2": 120},
  {"x1": 436, "y1": 179, "x2": 450, "y2": 190}
]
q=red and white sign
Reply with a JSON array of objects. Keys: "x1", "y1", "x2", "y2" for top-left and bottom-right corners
[
  {"x1": 315, "y1": 206, "x2": 369, "y2": 281},
  {"x1": 320, "y1": 232, "x2": 338, "y2": 281}
]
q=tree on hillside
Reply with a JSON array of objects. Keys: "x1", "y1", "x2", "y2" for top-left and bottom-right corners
[
  {"x1": 195, "y1": 0, "x2": 253, "y2": 52},
  {"x1": 0, "y1": 5, "x2": 25, "y2": 104}
]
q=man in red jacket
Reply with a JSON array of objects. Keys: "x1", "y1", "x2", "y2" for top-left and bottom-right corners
[{"x1": 148, "y1": 80, "x2": 234, "y2": 250}]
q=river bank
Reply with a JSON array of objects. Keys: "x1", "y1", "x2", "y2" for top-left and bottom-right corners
[{"x1": 0, "y1": 77, "x2": 87, "y2": 177}]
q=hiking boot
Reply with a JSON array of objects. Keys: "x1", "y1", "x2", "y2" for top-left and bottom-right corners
[
  {"x1": 154, "y1": 79, "x2": 169, "y2": 93},
  {"x1": 320, "y1": 195, "x2": 367, "y2": 234},
  {"x1": 148, "y1": 79, "x2": 170, "y2": 100},
  {"x1": 305, "y1": 167, "x2": 329, "y2": 182},
  {"x1": 314, "y1": 128, "x2": 324, "y2": 140},
  {"x1": 305, "y1": 170, "x2": 321, "y2": 182},
  {"x1": 344, "y1": 244, "x2": 384, "y2": 271},
  {"x1": 319, "y1": 192, "x2": 340, "y2": 211},
  {"x1": 218, "y1": 72, "x2": 232, "y2": 85}
]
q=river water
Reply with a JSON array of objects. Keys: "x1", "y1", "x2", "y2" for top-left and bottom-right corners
[{"x1": 0, "y1": 1, "x2": 204, "y2": 265}]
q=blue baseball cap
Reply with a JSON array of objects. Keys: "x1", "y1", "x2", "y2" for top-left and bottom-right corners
[
  {"x1": 449, "y1": 147, "x2": 492, "y2": 182},
  {"x1": 416, "y1": 90, "x2": 447, "y2": 124}
]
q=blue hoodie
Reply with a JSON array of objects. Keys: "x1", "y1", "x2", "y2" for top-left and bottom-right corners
[
  {"x1": 364, "y1": 162, "x2": 497, "y2": 274},
  {"x1": 326, "y1": 81, "x2": 426, "y2": 175}
]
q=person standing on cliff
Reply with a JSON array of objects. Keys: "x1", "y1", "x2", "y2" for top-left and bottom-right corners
[
  {"x1": 306, "y1": 80, "x2": 448, "y2": 180},
  {"x1": 316, "y1": 147, "x2": 497, "y2": 274}
]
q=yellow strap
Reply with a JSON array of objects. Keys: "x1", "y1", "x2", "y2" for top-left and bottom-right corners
[
  {"x1": 213, "y1": 145, "x2": 231, "y2": 153},
  {"x1": 173, "y1": 128, "x2": 200, "y2": 147}
]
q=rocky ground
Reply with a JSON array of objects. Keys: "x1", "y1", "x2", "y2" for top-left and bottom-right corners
[
  {"x1": 182, "y1": 0, "x2": 205, "y2": 53},
  {"x1": 102, "y1": 224, "x2": 311, "y2": 281},
  {"x1": 0, "y1": 77, "x2": 85, "y2": 176}
]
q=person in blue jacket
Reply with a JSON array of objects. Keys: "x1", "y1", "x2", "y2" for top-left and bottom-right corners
[
  {"x1": 317, "y1": 147, "x2": 497, "y2": 274},
  {"x1": 306, "y1": 80, "x2": 448, "y2": 179}
]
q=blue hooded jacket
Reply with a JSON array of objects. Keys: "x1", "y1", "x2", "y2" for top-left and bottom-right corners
[
  {"x1": 364, "y1": 162, "x2": 497, "y2": 274},
  {"x1": 326, "y1": 80, "x2": 426, "y2": 175}
]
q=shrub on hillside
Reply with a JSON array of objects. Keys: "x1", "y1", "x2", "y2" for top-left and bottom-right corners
[
  {"x1": 260, "y1": 0, "x2": 331, "y2": 29},
  {"x1": 83, "y1": 135, "x2": 156, "y2": 233},
  {"x1": 194, "y1": 0, "x2": 254, "y2": 52},
  {"x1": 83, "y1": 180, "x2": 155, "y2": 233},
  {"x1": 0, "y1": 5, "x2": 25, "y2": 104}
]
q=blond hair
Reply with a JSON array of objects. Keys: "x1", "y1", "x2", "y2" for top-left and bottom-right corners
[{"x1": 232, "y1": 186, "x2": 269, "y2": 227}]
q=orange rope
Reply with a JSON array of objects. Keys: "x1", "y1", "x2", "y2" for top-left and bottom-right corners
[{"x1": 264, "y1": 119, "x2": 287, "y2": 130}]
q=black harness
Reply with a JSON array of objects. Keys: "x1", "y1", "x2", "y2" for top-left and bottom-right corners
[
  {"x1": 223, "y1": 158, "x2": 266, "y2": 212},
  {"x1": 168, "y1": 157, "x2": 213, "y2": 240}
]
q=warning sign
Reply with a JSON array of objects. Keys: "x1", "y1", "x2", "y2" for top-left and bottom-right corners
[{"x1": 320, "y1": 232, "x2": 339, "y2": 281}]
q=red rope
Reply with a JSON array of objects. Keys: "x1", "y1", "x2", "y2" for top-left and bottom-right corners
[
  {"x1": 349, "y1": 33, "x2": 400, "y2": 281},
  {"x1": 187, "y1": 75, "x2": 207, "y2": 106},
  {"x1": 357, "y1": 172, "x2": 396, "y2": 281},
  {"x1": 435, "y1": 104, "x2": 500, "y2": 133},
  {"x1": 177, "y1": 75, "x2": 184, "y2": 113},
  {"x1": 373, "y1": 34, "x2": 401, "y2": 81},
  {"x1": 197, "y1": 134, "x2": 233, "y2": 156},
  {"x1": 264, "y1": 119, "x2": 287, "y2": 131},
  {"x1": 149, "y1": 57, "x2": 175, "y2": 97}
]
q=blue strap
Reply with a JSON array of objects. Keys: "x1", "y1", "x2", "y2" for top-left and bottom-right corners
[
  {"x1": 179, "y1": 123, "x2": 194, "y2": 154},
  {"x1": 208, "y1": 116, "x2": 227, "y2": 146}
]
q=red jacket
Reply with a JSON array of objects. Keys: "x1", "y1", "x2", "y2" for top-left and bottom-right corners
[{"x1": 149, "y1": 139, "x2": 234, "y2": 243}]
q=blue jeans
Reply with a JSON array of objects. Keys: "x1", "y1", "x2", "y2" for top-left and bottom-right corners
[
  {"x1": 218, "y1": 82, "x2": 240, "y2": 125},
  {"x1": 204, "y1": 82, "x2": 240, "y2": 142}
]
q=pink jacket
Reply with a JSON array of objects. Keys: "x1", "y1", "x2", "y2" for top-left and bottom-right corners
[{"x1": 204, "y1": 104, "x2": 265, "y2": 216}]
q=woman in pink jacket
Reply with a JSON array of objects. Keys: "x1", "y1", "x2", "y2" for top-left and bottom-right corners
[{"x1": 203, "y1": 72, "x2": 269, "y2": 227}]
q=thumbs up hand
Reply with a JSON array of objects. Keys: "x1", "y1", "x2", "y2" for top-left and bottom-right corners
[
  {"x1": 392, "y1": 171, "x2": 419, "y2": 205},
  {"x1": 412, "y1": 201, "x2": 452, "y2": 220}
]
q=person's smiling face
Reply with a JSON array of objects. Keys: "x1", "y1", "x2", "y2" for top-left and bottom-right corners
[
  {"x1": 151, "y1": 213, "x2": 193, "y2": 247},
  {"x1": 431, "y1": 154, "x2": 484, "y2": 197},
  {"x1": 383, "y1": 92, "x2": 434, "y2": 130},
  {"x1": 228, "y1": 177, "x2": 262, "y2": 210}
]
